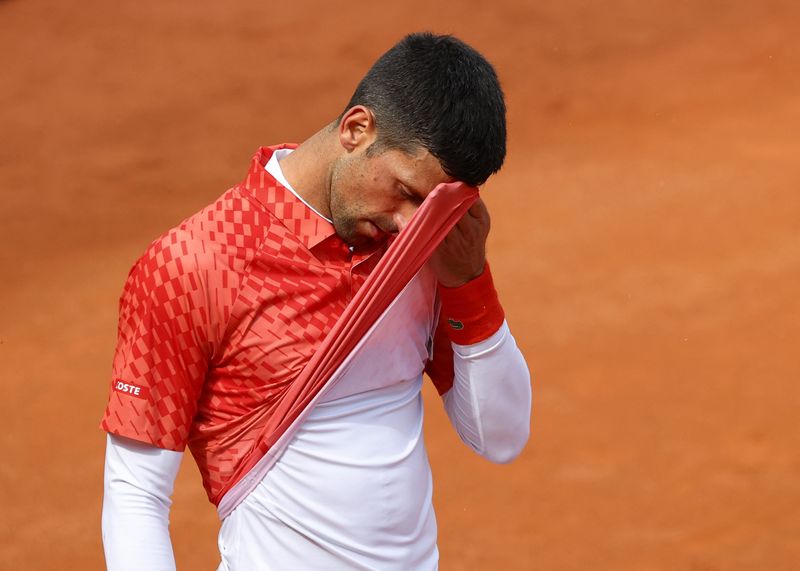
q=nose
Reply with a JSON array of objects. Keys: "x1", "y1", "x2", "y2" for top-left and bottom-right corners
[
  {"x1": 392, "y1": 212, "x2": 410, "y2": 234},
  {"x1": 395, "y1": 201, "x2": 421, "y2": 231}
]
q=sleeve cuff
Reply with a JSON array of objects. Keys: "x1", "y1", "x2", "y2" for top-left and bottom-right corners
[{"x1": 437, "y1": 262, "x2": 505, "y2": 345}]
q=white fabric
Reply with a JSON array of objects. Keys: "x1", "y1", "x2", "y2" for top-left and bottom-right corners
[
  {"x1": 444, "y1": 321, "x2": 532, "y2": 463},
  {"x1": 218, "y1": 378, "x2": 438, "y2": 571},
  {"x1": 102, "y1": 433, "x2": 183, "y2": 571}
]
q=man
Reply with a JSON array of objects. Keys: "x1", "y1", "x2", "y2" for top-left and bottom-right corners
[{"x1": 101, "y1": 32, "x2": 531, "y2": 570}]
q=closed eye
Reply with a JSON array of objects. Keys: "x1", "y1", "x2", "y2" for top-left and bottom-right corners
[{"x1": 398, "y1": 184, "x2": 423, "y2": 206}]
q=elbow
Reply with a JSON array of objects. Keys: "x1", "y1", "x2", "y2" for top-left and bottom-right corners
[
  {"x1": 478, "y1": 372, "x2": 532, "y2": 464},
  {"x1": 488, "y1": 370, "x2": 532, "y2": 464},
  {"x1": 480, "y1": 422, "x2": 530, "y2": 464}
]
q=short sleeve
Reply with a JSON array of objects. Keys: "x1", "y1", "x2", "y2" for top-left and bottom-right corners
[{"x1": 100, "y1": 231, "x2": 214, "y2": 451}]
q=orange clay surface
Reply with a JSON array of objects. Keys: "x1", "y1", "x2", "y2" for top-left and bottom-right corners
[{"x1": 1, "y1": 1, "x2": 799, "y2": 569}]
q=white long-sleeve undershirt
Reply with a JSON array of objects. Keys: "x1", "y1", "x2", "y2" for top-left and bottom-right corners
[{"x1": 101, "y1": 321, "x2": 531, "y2": 570}]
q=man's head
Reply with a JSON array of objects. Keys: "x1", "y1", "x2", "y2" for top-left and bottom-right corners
[{"x1": 327, "y1": 32, "x2": 506, "y2": 250}]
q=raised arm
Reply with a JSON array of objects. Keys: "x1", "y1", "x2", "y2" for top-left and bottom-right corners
[
  {"x1": 425, "y1": 265, "x2": 532, "y2": 463},
  {"x1": 425, "y1": 197, "x2": 532, "y2": 461}
]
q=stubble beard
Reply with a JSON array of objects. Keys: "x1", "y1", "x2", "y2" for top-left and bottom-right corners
[{"x1": 329, "y1": 158, "x2": 368, "y2": 249}]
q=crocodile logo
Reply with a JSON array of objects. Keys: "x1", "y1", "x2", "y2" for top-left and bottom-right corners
[{"x1": 447, "y1": 318, "x2": 464, "y2": 330}]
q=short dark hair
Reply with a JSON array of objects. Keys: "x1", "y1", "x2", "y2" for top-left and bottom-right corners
[{"x1": 342, "y1": 32, "x2": 506, "y2": 187}]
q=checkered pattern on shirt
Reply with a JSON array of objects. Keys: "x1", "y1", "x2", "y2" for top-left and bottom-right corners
[{"x1": 100, "y1": 145, "x2": 380, "y2": 503}]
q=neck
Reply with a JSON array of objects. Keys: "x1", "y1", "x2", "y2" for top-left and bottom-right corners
[{"x1": 278, "y1": 124, "x2": 337, "y2": 219}]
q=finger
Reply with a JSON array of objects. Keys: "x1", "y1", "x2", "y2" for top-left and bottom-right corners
[
  {"x1": 459, "y1": 209, "x2": 488, "y2": 235},
  {"x1": 467, "y1": 197, "x2": 487, "y2": 218},
  {"x1": 472, "y1": 199, "x2": 491, "y2": 229}
]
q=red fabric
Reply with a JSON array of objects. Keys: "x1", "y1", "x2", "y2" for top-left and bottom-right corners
[{"x1": 436, "y1": 263, "x2": 505, "y2": 345}]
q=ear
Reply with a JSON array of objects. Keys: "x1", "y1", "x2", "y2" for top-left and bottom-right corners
[{"x1": 338, "y1": 105, "x2": 376, "y2": 152}]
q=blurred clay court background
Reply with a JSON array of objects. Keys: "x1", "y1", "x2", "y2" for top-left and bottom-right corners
[{"x1": 2, "y1": 0, "x2": 799, "y2": 569}]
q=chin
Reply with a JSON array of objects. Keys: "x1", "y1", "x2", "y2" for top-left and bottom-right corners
[
  {"x1": 350, "y1": 233, "x2": 389, "y2": 254},
  {"x1": 333, "y1": 218, "x2": 386, "y2": 251},
  {"x1": 351, "y1": 236, "x2": 383, "y2": 251}
]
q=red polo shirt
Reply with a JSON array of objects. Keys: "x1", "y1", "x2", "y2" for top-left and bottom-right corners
[{"x1": 100, "y1": 145, "x2": 504, "y2": 504}]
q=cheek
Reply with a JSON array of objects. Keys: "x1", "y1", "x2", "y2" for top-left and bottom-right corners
[
  {"x1": 330, "y1": 158, "x2": 359, "y2": 212},
  {"x1": 333, "y1": 157, "x2": 402, "y2": 219}
]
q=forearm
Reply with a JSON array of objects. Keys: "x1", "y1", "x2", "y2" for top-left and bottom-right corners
[
  {"x1": 443, "y1": 320, "x2": 531, "y2": 463},
  {"x1": 430, "y1": 263, "x2": 531, "y2": 462},
  {"x1": 102, "y1": 434, "x2": 183, "y2": 571}
]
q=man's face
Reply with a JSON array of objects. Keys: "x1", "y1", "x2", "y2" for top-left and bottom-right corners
[{"x1": 328, "y1": 144, "x2": 454, "y2": 251}]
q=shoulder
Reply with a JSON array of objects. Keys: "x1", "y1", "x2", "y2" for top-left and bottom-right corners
[
  {"x1": 125, "y1": 226, "x2": 206, "y2": 303},
  {"x1": 128, "y1": 187, "x2": 274, "y2": 291}
]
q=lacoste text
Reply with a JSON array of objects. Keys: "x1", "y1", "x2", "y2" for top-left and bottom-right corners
[{"x1": 113, "y1": 380, "x2": 147, "y2": 399}]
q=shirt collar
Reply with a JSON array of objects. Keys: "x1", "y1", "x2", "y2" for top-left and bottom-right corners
[{"x1": 240, "y1": 144, "x2": 337, "y2": 251}]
